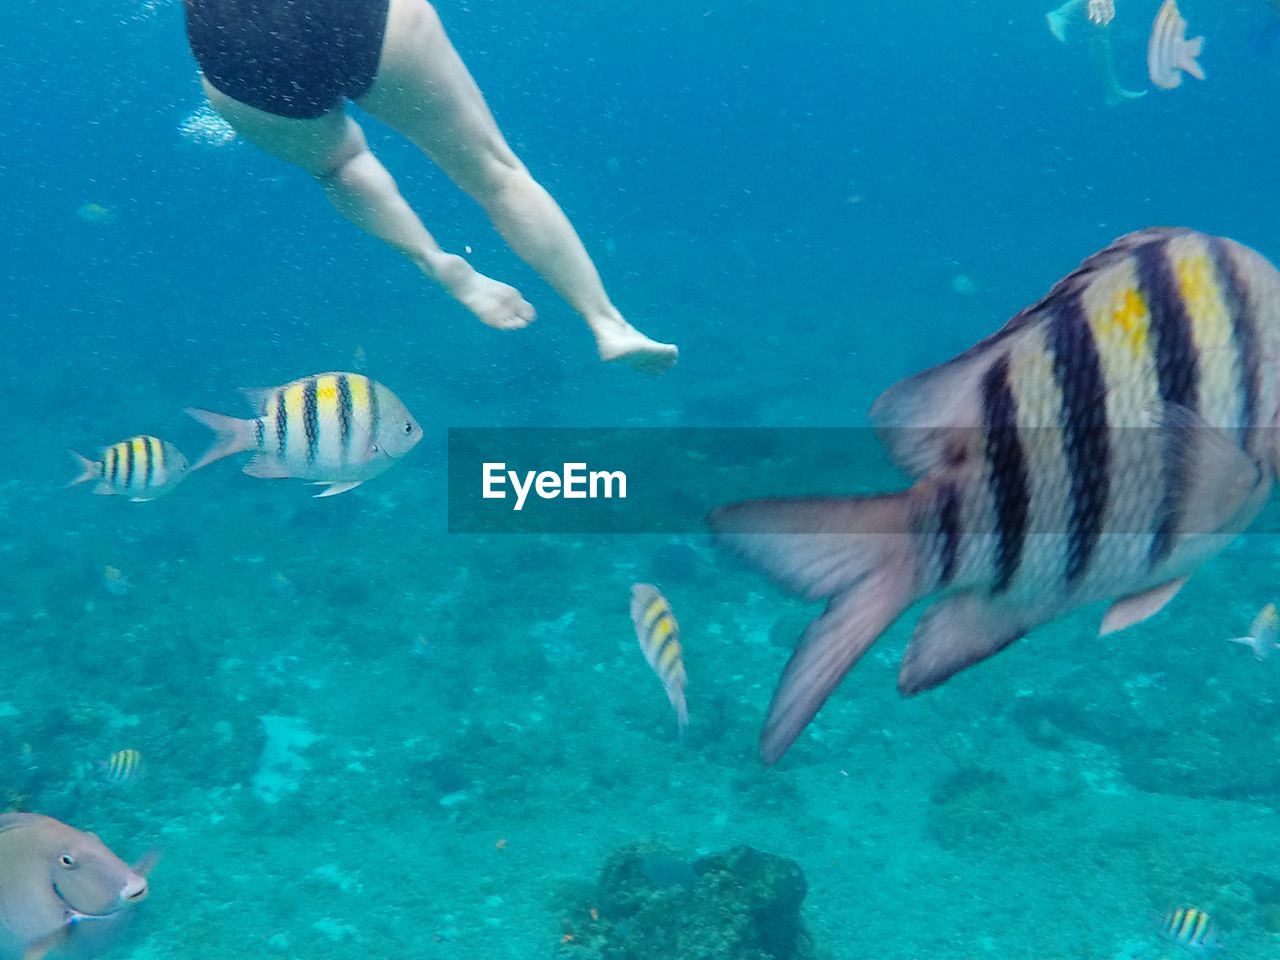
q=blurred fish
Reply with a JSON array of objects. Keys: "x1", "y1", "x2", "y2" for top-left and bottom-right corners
[
  {"x1": 629, "y1": 584, "x2": 689, "y2": 733},
  {"x1": 1159, "y1": 906, "x2": 1222, "y2": 954},
  {"x1": 99, "y1": 567, "x2": 132, "y2": 598},
  {"x1": 0, "y1": 813, "x2": 151, "y2": 960},
  {"x1": 1148, "y1": 0, "x2": 1204, "y2": 89},
  {"x1": 97, "y1": 750, "x2": 144, "y2": 786},
  {"x1": 711, "y1": 228, "x2": 1280, "y2": 763},
  {"x1": 1225, "y1": 602, "x2": 1280, "y2": 660},
  {"x1": 352, "y1": 345, "x2": 367, "y2": 371},
  {"x1": 950, "y1": 274, "x2": 978, "y2": 296},
  {"x1": 75, "y1": 204, "x2": 115, "y2": 226},
  {"x1": 67, "y1": 437, "x2": 189, "y2": 502},
  {"x1": 185, "y1": 372, "x2": 423, "y2": 497}
]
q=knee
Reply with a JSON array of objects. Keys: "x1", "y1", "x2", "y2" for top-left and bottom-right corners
[{"x1": 467, "y1": 152, "x2": 532, "y2": 205}]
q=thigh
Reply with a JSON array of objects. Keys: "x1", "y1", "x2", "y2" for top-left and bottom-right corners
[
  {"x1": 203, "y1": 78, "x2": 359, "y2": 176},
  {"x1": 355, "y1": 0, "x2": 521, "y2": 191}
]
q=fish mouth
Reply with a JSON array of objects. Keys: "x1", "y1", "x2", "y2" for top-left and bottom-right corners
[{"x1": 51, "y1": 883, "x2": 126, "y2": 921}]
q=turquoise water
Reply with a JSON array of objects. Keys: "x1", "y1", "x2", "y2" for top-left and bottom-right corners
[{"x1": 6, "y1": 0, "x2": 1280, "y2": 957}]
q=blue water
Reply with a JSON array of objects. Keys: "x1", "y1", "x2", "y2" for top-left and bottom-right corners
[{"x1": 5, "y1": 0, "x2": 1280, "y2": 957}]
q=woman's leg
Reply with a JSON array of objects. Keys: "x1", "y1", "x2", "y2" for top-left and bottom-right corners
[
  {"x1": 356, "y1": 0, "x2": 677, "y2": 371},
  {"x1": 201, "y1": 78, "x2": 536, "y2": 329}
]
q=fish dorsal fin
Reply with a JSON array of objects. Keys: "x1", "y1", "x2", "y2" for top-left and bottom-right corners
[
  {"x1": 870, "y1": 228, "x2": 1199, "y2": 478},
  {"x1": 238, "y1": 387, "x2": 277, "y2": 415},
  {"x1": 1099, "y1": 576, "x2": 1189, "y2": 636}
]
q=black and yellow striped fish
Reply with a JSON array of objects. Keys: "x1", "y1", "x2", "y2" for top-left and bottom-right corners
[
  {"x1": 68, "y1": 436, "x2": 189, "y2": 502},
  {"x1": 711, "y1": 228, "x2": 1280, "y2": 764},
  {"x1": 185, "y1": 372, "x2": 422, "y2": 498},
  {"x1": 98, "y1": 749, "x2": 144, "y2": 786},
  {"x1": 630, "y1": 583, "x2": 689, "y2": 733},
  {"x1": 1159, "y1": 906, "x2": 1221, "y2": 954}
]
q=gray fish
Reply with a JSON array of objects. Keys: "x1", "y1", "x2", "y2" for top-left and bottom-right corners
[
  {"x1": 0, "y1": 814, "x2": 151, "y2": 960},
  {"x1": 711, "y1": 228, "x2": 1280, "y2": 764},
  {"x1": 1148, "y1": 0, "x2": 1205, "y2": 90}
]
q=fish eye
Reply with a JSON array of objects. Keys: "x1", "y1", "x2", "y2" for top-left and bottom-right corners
[
  {"x1": 58, "y1": 853, "x2": 76, "y2": 869},
  {"x1": 403, "y1": 421, "x2": 414, "y2": 435}
]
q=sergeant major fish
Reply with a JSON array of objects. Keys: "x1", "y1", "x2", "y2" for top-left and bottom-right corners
[
  {"x1": 1226, "y1": 602, "x2": 1280, "y2": 660},
  {"x1": 630, "y1": 584, "x2": 689, "y2": 734},
  {"x1": 67, "y1": 437, "x2": 188, "y2": 502},
  {"x1": 1159, "y1": 906, "x2": 1222, "y2": 954},
  {"x1": 185, "y1": 372, "x2": 422, "y2": 497},
  {"x1": 711, "y1": 228, "x2": 1280, "y2": 764},
  {"x1": 0, "y1": 813, "x2": 152, "y2": 960}
]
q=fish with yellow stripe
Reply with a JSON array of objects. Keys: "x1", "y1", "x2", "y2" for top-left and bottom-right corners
[
  {"x1": 67, "y1": 436, "x2": 189, "y2": 502},
  {"x1": 97, "y1": 749, "x2": 145, "y2": 786},
  {"x1": 630, "y1": 583, "x2": 689, "y2": 734},
  {"x1": 185, "y1": 372, "x2": 422, "y2": 497},
  {"x1": 1159, "y1": 906, "x2": 1222, "y2": 954},
  {"x1": 711, "y1": 227, "x2": 1280, "y2": 764}
]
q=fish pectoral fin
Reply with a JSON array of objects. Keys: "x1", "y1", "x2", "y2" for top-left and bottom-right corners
[
  {"x1": 242, "y1": 455, "x2": 293, "y2": 479},
  {"x1": 1099, "y1": 576, "x2": 1189, "y2": 637},
  {"x1": 898, "y1": 593, "x2": 1027, "y2": 695},
  {"x1": 1157, "y1": 404, "x2": 1268, "y2": 535},
  {"x1": 92, "y1": 482, "x2": 113, "y2": 496},
  {"x1": 313, "y1": 481, "x2": 363, "y2": 498}
]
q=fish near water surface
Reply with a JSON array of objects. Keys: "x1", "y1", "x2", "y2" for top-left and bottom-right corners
[
  {"x1": 186, "y1": 371, "x2": 422, "y2": 497},
  {"x1": 0, "y1": 814, "x2": 151, "y2": 960},
  {"x1": 711, "y1": 228, "x2": 1280, "y2": 764}
]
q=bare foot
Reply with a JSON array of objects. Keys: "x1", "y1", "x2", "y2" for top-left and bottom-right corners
[
  {"x1": 432, "y1": 255, "x2": 536, "y2": 330},
  {"x1": 596, "y1": 321, "x2": 679, "y2": 373}
]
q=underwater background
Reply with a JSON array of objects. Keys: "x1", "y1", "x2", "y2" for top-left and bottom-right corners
[{"x1": 5, "y1": 0, "x2": 1280, "y2": 956}]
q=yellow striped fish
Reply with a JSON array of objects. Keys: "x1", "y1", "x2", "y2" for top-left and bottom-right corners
[
  {"x1": 67, "y1": 436, "x2": 189, "y2": 501},
  {"x1": 185, "y1": 372, "x2": 422, "y2": 497},
  {"x1": 98, "y1": 749, "x2": 144, "y2": 786},
  {"x1": 1159, "y1": 906, "x2": 1222, "y2": 954},
  {"x1": 630, "y1": 584, "x2": 689, "y2": 733},
  {"x1": 712, "y1": 228, "x2": 1280, "y2": 764}
]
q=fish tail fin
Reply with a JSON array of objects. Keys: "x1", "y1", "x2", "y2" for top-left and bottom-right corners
[
  {"x1": 1181, "y1": 35, "x2": 1205, "y2": 79},
  {"x1": 670, "y1": 685, "x2": 689, "y2": 735},
  {"x1": 65, "y1": 450, "x2": 98, "y2": 488},
  {"x1": 184, "y1": 408, "x2": 256, "y2": 471},
  {"x1": 709, "y1": 490, "x2": 925, "y2": 764}
]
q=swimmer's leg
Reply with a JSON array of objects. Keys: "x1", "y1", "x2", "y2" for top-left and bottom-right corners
[
  {"x1": 200, "y1": 79, "x2": 534, "y2": 330},
  {"x1": 356, "y1": 0, "x2": 677, "y2": 372},
  {"x1": 1089, "y1": 29, "x2": 1147, "y2": 106},
  {"x1": 1046, "y1": 0, "x2": 1088, "y2": 43}
]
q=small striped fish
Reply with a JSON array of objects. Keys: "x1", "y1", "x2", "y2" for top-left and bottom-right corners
[
  {"x1": 1160, "y1": 907, "x2": 1222, "y2": 954},
  {"x1": 630, "y1": 584, "x2": 689, "y2": 734},
  {"x1": 68, "y1": 436, "x2": 189, "y2": 502},
  {"x1": 712, "y1": 228, "x2": 1280, "y2": 764},
  {"x1": 99, "y1": 749, "x2": 144, "y2": 786},
  {"x1": 186, "y1": 372, "x2": 422, "y2": 497},
  {"x1": 1148, "y1": 0, "x2": 1204, "y2": 90}
]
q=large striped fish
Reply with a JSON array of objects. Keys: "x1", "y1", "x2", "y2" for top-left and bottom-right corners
[
  {"x1": 186, "y1": 372, "x2": 422, "y2": 497},
  {"x1": 67, "y1": 436, "x2": 189, "y2": 502},
  {"x1": 711, "y1": 228, "x2": 1280, "y2": 764}
]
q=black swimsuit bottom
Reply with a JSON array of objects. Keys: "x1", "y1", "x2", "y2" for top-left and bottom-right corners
[{"x1": 184, "y1": 0, "x2": 391, "y2": 119}]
